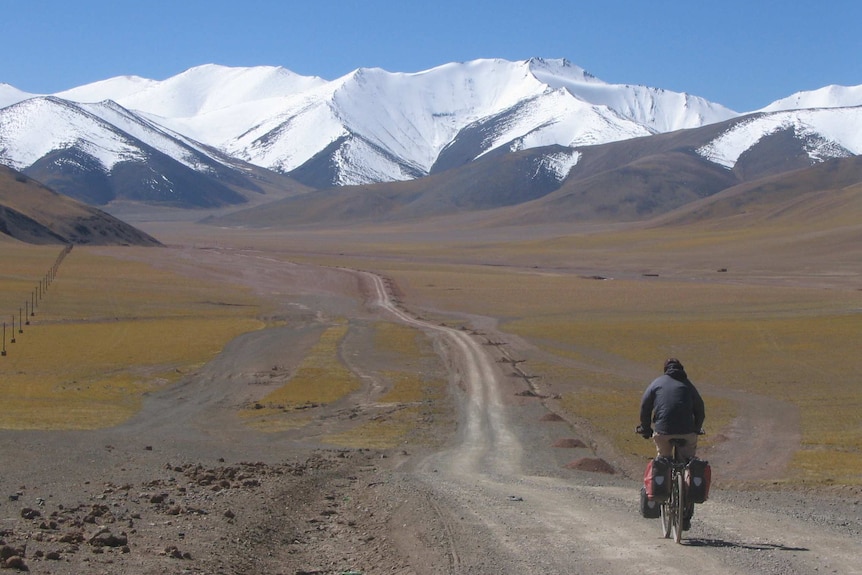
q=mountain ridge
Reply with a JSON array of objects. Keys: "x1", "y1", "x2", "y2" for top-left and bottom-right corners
[
  {"x1": 1, "y1": 58, "x2": 861, "y2": 221},
  {"x1": 2, "y1": 58, "x2": 740, "y2": 190}
]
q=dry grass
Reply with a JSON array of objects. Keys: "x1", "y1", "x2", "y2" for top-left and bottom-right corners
[
  {"x1": 0, "y1": 245, "x2": 264, "y2": 429},
  {"x1": 241, "y1": 322, "x2": 362, "y2": 431},
  {"x1": 0, "y1": 244, "x2": 66, "y2": 314},
  {"x1": 322, "y1": 321, "x2": 450, "y2": 448}
]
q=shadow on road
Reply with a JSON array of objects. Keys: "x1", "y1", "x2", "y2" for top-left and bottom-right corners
[{"x1": 685, "y1": 538, "x2": 809, "y2": 552}]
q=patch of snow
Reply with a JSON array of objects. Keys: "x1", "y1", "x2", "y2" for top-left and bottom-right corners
[
  {"x1": 760, "y1": 84, "x2": 862, "y2": 113},
  {"x1": 541, "y1": 149, "x2": 582, "y2": 181}
]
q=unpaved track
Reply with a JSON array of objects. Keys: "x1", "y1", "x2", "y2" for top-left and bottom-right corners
[{"x1": 361, "y1": 271, "x2": 862, "y2": 575}]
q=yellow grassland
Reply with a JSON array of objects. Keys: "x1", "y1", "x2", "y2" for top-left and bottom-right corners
[
  {"x1": 241, "y1": 322, "x2": 361, "y2": 431},
  {"x1": 0, "y1": 245, "x2": 264, "y2": 429},
  {"x1": 0, "y1": 244, "x2": 66, "y2": 313},
  {"x1": 322, "y1": 321, "x2": 450, "y2": 448}
]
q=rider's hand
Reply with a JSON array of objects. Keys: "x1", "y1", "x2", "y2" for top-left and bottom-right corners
[{"x1": 636, "y1": 424, "x2": 653, "y2": 439}]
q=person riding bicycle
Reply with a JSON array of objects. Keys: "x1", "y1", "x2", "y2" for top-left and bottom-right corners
[{"x1": 637, "y1": 358, "x2": 705, "y2": 529}]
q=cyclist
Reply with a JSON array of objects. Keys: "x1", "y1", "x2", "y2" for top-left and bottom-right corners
[{"x1": 637, "y1": 357, "x2": 705, "y2": 529}]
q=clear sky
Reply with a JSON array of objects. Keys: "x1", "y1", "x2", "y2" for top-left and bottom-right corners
[{"x1": 2, "y1": 0, "x2": 859, "y2": 112}]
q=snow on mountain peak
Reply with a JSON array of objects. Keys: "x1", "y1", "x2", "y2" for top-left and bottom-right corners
[
  {"x1": 1, "y1": 83, "x2": 36, "y2": 109},
  {"x1": 3, "y1": 57, "x2": 859, "y2": 191},
  {"x1": 55, "y1": 75, "x2": 158, "y2": 104},
  {"x1": 760, "y1": 84, "x2": 862, "y2": 113},
  {"x1": 526, "y1": 57, "x2": 602, "y2": 85},
  {"x1": 0, "y1": 97, "x2": 145, "y2": 171}
]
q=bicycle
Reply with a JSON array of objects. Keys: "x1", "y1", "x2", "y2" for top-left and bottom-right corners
[{"x1": 637, "y1": 427, "x2": 706, "y2": 543}]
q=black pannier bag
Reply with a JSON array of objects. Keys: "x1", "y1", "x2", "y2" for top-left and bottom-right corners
[
  {"x1": 639, "y1": 486, "x2": 661, "y2": 518},
  {"x1": 685, "y1": 458, "x2": 712, "y2": 503},
  {"x1": 643, "y1": 456, "x2": 671, "y2": 502}
]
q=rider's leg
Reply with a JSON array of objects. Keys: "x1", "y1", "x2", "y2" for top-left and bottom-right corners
[
  {"x1": 683, "y1": 503, "x2": 695, "y2": 530},
  {"x1": 680, "y1": 433, "x2": 699, "y2": 459},
  {"x1": 652, "y1": 434, "x2": 673, "y2": 457}
]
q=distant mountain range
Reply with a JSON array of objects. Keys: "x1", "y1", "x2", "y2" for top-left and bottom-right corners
[{"x1": 1, "y1": 57, "x2": 861, "y2": 225}]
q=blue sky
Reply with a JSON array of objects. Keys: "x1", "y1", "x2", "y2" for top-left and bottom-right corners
[{"x1": 2, "y1": 0, "x2": 859, "y2": 112}]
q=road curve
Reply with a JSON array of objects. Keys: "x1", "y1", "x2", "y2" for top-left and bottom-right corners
[{"x1": 361, "y1": 269, "x2": 862, "y2": 575}]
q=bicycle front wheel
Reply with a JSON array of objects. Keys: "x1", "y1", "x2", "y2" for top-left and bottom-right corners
[{"x1": 660, "y1": 497, "x2": 672, "y2": 538}]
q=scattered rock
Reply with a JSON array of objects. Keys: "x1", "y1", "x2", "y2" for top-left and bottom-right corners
[
  {"x1": 149, "y1": 493, "x2": 168, "y2": 504},
  {"x1": 3, "y1": 555, "x2": 27, "y2": 571},
  {"x1": 163, "y1": 545, "x2": 191, "y2": 559},
  {"x1": 89, "y1": 529, "x2": 128, "y2": 548},
  {"x1": 0, "y1": 546, "x2": 25, "y2": 561}
]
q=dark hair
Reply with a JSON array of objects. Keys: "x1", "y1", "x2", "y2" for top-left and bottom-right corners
[{"x1": 664, "y1": 357, "x2": 683, "y2": 371}]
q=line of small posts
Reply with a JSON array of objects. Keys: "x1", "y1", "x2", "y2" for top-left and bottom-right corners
[{"x1": 1, "y1": 244, "x2": 73, "y2": 357}]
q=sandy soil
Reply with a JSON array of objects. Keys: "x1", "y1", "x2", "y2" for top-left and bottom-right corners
[{"x1": 1, "y1": 243, "x2": 860, "y2": 575}]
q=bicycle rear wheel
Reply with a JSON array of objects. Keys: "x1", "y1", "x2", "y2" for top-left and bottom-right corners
[
  {"x1": 660, "y1": 498, "x2": 672, "y2": 538},
  {"x1": 672, "y1": 471, "x2": 685, "y2": 543}
]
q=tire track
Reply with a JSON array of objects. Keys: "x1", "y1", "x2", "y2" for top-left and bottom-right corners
[{"x1": 361, "y1": 270, "x2": 521, "y2": 476}]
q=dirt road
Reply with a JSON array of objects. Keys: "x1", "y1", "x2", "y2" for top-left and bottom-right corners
[
  {"x1": 359, "y1": 269, "x2": 862, "y2": 575},
  {"x1": 0, "y1": 247, "x2": 859, "y2": 574}
]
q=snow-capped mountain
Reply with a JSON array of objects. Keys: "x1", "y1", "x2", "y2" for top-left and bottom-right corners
[
  {"x1": 1, "y1": 58, "x2": 861, "y2": 209},
  {"x1": 0, "y1": 95, "x2": 299, "y2": 207},
  {"x1": 1, "y1": 59, "x2": 739, "y2": 190}
]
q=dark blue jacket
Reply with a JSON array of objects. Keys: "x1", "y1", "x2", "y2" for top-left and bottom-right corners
[{"x1": 640, "y1": 365, "x2": 705, "y2": 435}]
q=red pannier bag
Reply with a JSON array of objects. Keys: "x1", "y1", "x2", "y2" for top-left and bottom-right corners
[
  {"x1": 685, "y1": 458, "x2": 712, "y2": 503},
  {"x1": 643, "y1": 457, "x2": 671, "y2": 502},
  {"x1": 639, "y1": 486, "x2": 661, "y2": 518}
]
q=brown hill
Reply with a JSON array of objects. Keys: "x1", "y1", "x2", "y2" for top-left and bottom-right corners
[
  {"x1": 0, "y1": 165, "x2": 161, "y2": 246},
  {"x1": 654, "y1": 155, "x2": 862, "y2": 228},
  {"x1": 207, "y1": 146, "x2": 564, "y2": 227}
]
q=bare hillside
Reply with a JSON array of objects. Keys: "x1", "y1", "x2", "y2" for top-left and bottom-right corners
[{"x1": 0, "y1": 165, "x2": 161, "y2": 245}]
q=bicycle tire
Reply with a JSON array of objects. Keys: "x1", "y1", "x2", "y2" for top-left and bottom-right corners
[
  {"x1": 660, "y1": 496, "x2": 672, "y2": 538},
  {"x1": 672, "y1": 470, "x2": 685, "y2": 543}
]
